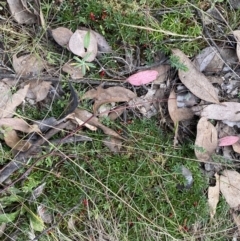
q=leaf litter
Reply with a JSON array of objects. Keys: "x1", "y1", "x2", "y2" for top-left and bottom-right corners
[{"x1": 4, "y1": 2, "x2": 240, "y2": 237}]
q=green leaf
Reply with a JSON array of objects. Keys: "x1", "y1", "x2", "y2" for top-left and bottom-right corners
[
  {"x1": 84, "y1": 31, "x2": 91, "y2": 49},
  {"x1": 25, "y1": 205, "x2": 44, "y2": 231},
  {"x1": 0, "y1": 210, "x2": 20, "y2": 223},
  {"x1": 0, "y1": 194, "x2": 21, "y2": 208},
  {"x1": 29, "y1": 212, "x2": 44, "y2": 232}
]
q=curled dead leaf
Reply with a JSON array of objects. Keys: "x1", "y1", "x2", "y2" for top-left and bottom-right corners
[
  {"x1": 66, "y1": 113, "x2": 97, "y2": 131},
  {"x1": 13, "y1": 54, "x2": 44, "y2": 76},
  {"x1": 172, "y1": 49, "x2": 219, "y2": 104},
  {"x1": 195, "y1": 117, "x2": 218, "y2": 162},
  {"x1": 0, "y1": 118, "x2": 40, "y2": 133},
  {"x1": 51, "y1": 27, "x2": 73, "y2": 47},
  {"x1": 0, "y1": 84, "x2": 30, "y2": 118},
  {"x1": 74, "y1": 109, "x2": 123, "y2": 139},
  {"x1": 82, "y1": 85, "x2": 136, "y2": 114},
  {"x1": 4, "y1": 129, "x2": 31, "y2": 151}
]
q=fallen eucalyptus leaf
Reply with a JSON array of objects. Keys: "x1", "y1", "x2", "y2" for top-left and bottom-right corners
[
  {"x1": 4, "y1": 129, "x2": 31, "y2": 151},
  {"x1": 74, "y1": 109, "x2": 123, "y2": 139},
  {"x1": 103, "y1": 137, "x2": 122, "y2": 153},
  {"x1": 195, "y1": 117, "x2": 218, "y2": 162},
  {"x1": 193, "y1": 46, "x2": 217, "y2": 72},
  {"x1": 152, "y1": 65, "x2": 170, "y2": 84},
  {"x1": 68, "y1": 30, "x2": 97, "y2": 62},
  {"x1": 13, "y1": 54, "x2": 44, "y2": 76},
  {"x1": 233, "y1": 142, "x2": 240, "y2": 154},
  {"x1": 199, "y1": 102, "x2": 240, "y2": 122},
  {"x1": 168, "y1": 90, "x2": 194, "y2": 125},
  {"x1": 0, "y1": 118, "x2": 40, "y2": 133},
  {"x1": 66, "y1": 113, "x2": 97, "y2": 131},
  {"x1": 51, "y1": 27, "x2": 73, "y2": 47},
  {"x1": 0, "y1": 84, "x2": 29, "y2": 118},
  {"x1": 218, "y1": 136, "x2": 239, "y2": 147},
  {"x1": 27, "y1": 81, "x2": 51, "y2": 102},
  {"x1": 92, "y1": 30, "x2": 112, "y2": 54},
  {"x1": 126, "y1": 70, "x2": 158, "y2": 86},
  {"x1": 208, "y1": 173, "x2": 220, "y2": 219},
  {"x1": 82, "y1": 85, "x2": 136, "y2": 114},
  {"x1": 172, "y1": 49, "x2": 219, "y2": 104},
  {"x1": 7, "y1": 0, "x2": 37, "y2": 24},
  {"x1": 220, "y1": 170, "x2": 240, "y2": 210}
]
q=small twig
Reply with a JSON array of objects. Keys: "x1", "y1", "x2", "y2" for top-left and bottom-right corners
[
  {"x1": 32, "y1": 200, "x2": 83, "y2": 241},
  {"x1": 0, "y1": 121, "x2": 70, "y2": 184},
  {"x1": 0, "y1": 72, "x2": 125, "y2": 86}
]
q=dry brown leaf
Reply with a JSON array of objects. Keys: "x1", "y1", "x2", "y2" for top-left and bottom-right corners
[
  {"x1": 172, "y1": 49, "x2": 219, "y2": 104},
  {"x1": 103, "y1": 137, "x2": 122, "y2": 153},
  {"x1": 207, "y1": 76, "x2": 224, "y2": 85},
  {"x1": 0, "y1": 84, "x2": 29, "y2": 118},
  {"x1": 74, "y1": 109, "x2": 123, "y2": 139},
  {"x1": 108, "y1": 108, "x2": 125, "y2": 120},
  {"x1": 62, "y1": 61, "x2": 84, "y2": 80},
  {"x1": 168, "y1": 90, "x2": 180, "y2": 124},
  {"x1": 13, "y1": 54, "x2": 44, "y2": 76},
  {"x1": 91, "y1": 30, "x2": 112, "y2": 54},
  {"x1": 232, "y1": 212, "x2": 240, "y2": 236},
  {"x1": 66, "y1": 113, "x2": 97, "y2": 131},
  {"x1": 0, "y1": 118, "x2": 40, "y2": 133},
  {"x1": 233, "y1": 30, "x2": 240, "y2": 62},
  {"x1": 26, "y1": 81, "x2": 51, "y2": 102},
  {"x1": 4, "y1": 129, "x2": 31, "y2": 151},
  {"x1": 168, "y1": 90, "x2": 194, "y2": 125},
  {"x1": 68, "y1": 30, "x2": 97, "y2": 62},
  {"x1": 78, "y1": 27, "x2": 112, "y2": 54},
  {"x1": 233, "y1": 142, "x2": 240, "y2": 154},
  {"x1": 193, "y1": 47, "x2": 216, "y2": 72},
  {"x1": 51, "y1": 27, "x2": 73, "y2": 47},
  {"x1": 204, "y1": 48, "x2": 237, "y2": 72},
  {"x1": 0, "y1": 82, "x2": 12, "y2": 114},
  {"x1": 199, "y1": 102, "x2": 240, "y2": 122},
  {"x1": 7, "y1": 0, "x2": 37, "y2": 24},
  {"x1": 152, "y1": 65, "x2": 170, "y2": 84},
  {"x1": 208, "y1": 173, "x2": 220, "y2": 219},
  {"x1": 220, "y1": 170, "x2": 240, "y2": 210},
  {"x1": 195, "y1": 117, "x2": 218, "y2": 162},
  {"x1": 193, "y1": 46, "x2": 237, "y2": 72},
  {"x1": 82, "y1": 85, "x2": 136, "y2": 114}
]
